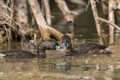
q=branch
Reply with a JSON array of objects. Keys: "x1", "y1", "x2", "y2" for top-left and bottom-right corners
[
  {"x1": 55, "y1": 0, "x2": 78, "y2": 22},
  {"x1": 97, "y1": 17, "x2": 120, "y2": 30},
  {"x1": 28, "y1": 0, "x2": 63, "y2": 41},
  {"x1": 90, "y1": 0, "x2": 104, "y2": 44},
  {"x1": 43, "y1": 0, "x2": 51, "y2": 25}
]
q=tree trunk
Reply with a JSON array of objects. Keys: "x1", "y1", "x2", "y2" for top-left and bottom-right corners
[
  {"x1": 14, "y1": 0, "x2": 28, "y2": 24},
  {"x1": 43, "y1": 0, "x2": 51, "y2": 26},
  {"x1": 108, "y1": 0, "x2": 116, "y2": 44},
  {"x1": 14, "y1": 0, "x2": 29, "y2": 42},
  {"x1": 28, "y1": 0, "x2": 63, "y2": 41},
  {"x1": 90, "y1": 0, "x2": 104, "y2": 44}
]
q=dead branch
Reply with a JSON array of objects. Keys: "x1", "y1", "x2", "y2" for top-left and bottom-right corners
[
  {"x1": 97, "y1": 17, "x2": 120, "y2": 30},
  {"x1": 28, "y1": 0, "x2": 63, "y2": 41},
  {"x1": 55, "y1": 0, "x2": 78, "y2": 22},
  {"x1": 108, "y1": 0, "x2": 116, "y2": 44},
  {"x1": 43, "y1": 0, "x2": 51, "y2": 26},
  {"x1": 90, "y1": 0, "x2": 104, "y2": 44}
]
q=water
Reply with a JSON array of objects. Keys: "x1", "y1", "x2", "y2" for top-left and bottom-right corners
[{"x1": 0, "y1": 44, "x2": 120, "y2": 80}]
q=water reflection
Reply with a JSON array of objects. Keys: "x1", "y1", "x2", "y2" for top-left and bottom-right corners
[
  {"x1": 0, "y1": 55, "x2": 120, "y2": 80},
  {"x1": 0, "y1": 41, "x2": 119, "y2": 80},
  {"x1": 37, "y1": 59, "x2": 71, "y2": 73}
]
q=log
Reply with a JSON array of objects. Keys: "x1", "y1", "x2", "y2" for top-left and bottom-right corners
[{"x1": 28, "y1": 0, "x2": 63, "y2": 41}]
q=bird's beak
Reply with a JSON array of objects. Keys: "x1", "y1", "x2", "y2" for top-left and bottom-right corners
[
  {"x1": 55, "y1": 45, "x2": 61, "y2": 50},
  {"x1": 59, "y1": 42, "x2": 68, "y2": 52}
]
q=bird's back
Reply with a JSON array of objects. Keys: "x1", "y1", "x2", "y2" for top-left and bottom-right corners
[
  {"x1": 2, "y1": 50, "x2": 36, "y2": 58},
  {"x1": 66, "y1": 43, "x2": 110, "y2": 56}
]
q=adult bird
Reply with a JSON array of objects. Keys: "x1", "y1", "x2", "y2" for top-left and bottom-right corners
[
  {"x1": 0, "y1": 39, "x2": 61, "y2": 58},
  {"x1": 61, "y1": 35, "x2": 112, "y2": 56}
]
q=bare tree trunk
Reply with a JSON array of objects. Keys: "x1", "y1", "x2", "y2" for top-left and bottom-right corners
[
  {"x1": 28, "y1": 0, "x2": 63, "y2": 41},
  {"x1": 43, "y1": 0, "x2": 51, "y2": 26},
  {"x1": 14, "y1": 0, "x2": 28, "y2": 24},
  {"x1": 108, "y1": 0, "x2": 116, "y2": 44},
  {"x1": 90, "y1": 0, "x2": 104, "y2": 44}
]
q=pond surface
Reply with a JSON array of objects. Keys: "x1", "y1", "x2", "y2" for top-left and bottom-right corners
[{"x1": 0, "y1": 41, "x2": 120, "y2": 80}]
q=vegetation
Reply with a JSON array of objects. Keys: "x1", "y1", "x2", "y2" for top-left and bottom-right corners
[{"x1": 0, "y1": 0, "x2": 120, "y2": 45}]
